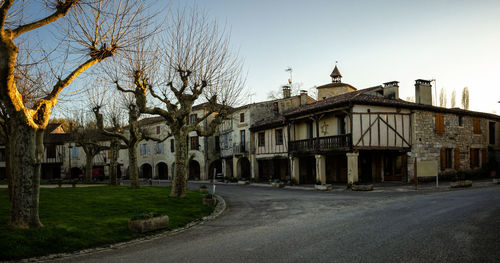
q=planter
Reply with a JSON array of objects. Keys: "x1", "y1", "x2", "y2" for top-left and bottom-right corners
[
  {"x1": 128, "y1": 215, "x2": 169, "y2": 233},
  {"x1": 198, "y1": 188, "x2": 209, "y2": 193},
  {"x1": 351, "y1": 184, "x2": 374, "y2": 191},
  {"x1": 450, "y1": 180, "x2": 472, "y2": 188},
  {"x1": 314, "y1": 184, "x2": 332, "y2": 191},
  {"x1": 203, "y1": 197, "x2": 217, "y2": 206},
  {"x1": 271, "y1": 182, "x2": 285, "y2": 188},
  {"x1": 238, "y1": 180, "x2": 249, "y2": 185}
]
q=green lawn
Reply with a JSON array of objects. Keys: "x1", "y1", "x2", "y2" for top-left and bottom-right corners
[{"x1": 0, "y1": 186, "x2": 215, "y2": 260}]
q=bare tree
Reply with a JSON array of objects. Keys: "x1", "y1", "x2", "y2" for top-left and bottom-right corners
[
  {"x1": 70, "y1": 114, "x2": 110, "y2": 183},
  {"x1": 439, "y1": 87, "x2": 447, "y2": 107},
  {"x1": 134, "y1": 9, "x2": 245, "y2": 197},
  {"x1": 450, "y1": 89, "x2": 456, "y2": 108},
  {"x1": 462, "y1": 87, "x2": 470, "y2": 110},
  {"x1": 0, "y1": 0, "x2": 153, "y2": 228}
]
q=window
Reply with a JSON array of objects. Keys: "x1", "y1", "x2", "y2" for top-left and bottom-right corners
[
  {"x1": 155, "y1": 142, "x2": 164, "y2": 154},
  {"x1": 440, "y1": 148, "x2": 453, "y2": 171},
  {"x1": 190, "y1": 136, "x2": 199, "y2": 150},
  {"x1": 190, "y1": 114, "x2": 198, "y2": 124},
  {"x1": 240, "y1": 113, "x2": 245, "y2": 123},
  {"x1": 72, "y1": 147, "x2": 79, "y2": 158},
  {"x1": 458, "y1": 116, "x2": 463, "y2": 126},
  {"x1": 46, "y1": 144, "x2": 57, "y2": 158},
  {"x1": 470, "y1": 148, "x2": 480, "y2": 168},
  {"x1": 258, "y1": 132, "x2": 265, "y2": 147},
  {"x1": 307, "y1": 122, "x2": 314, "y2": 139},
  {"x1": 140, "y1": 144, "x2": 150, "y2": 156},
  {"x1": 224, "y1": 134, "x2": 228, "y2": 149},
  {"x1": 215, "y1": 136, "x2": 220, "y2": 151},
  {"x1": 170, "y1": 139, "x2": 175, "y2": 152},
  {"x1": 156, "y1": 125, "x2": 161, "y2": 134},
  {"x1": 0, "y1": 148, "x2": 5, "y2": 162},
  {"x1": 338, "y1": 117, "x2": 346, "y2": 135},
  {"x1": 489, "y1": 122, "x2": 496, "y2": 145},
  {"x1": 473, "y1": 118, "x2": 481, "y2": 134},
  {"x1": 239, "y1": 130, "x2": 246, "y2": 152},
  {"x1": 435, "y1": 113, "x2": 444, "y2": 134},
  {"x1": 275, "y1": 129, "x2": 283, "y2": 145}
]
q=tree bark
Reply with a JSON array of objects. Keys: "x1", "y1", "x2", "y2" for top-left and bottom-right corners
[
  {"x1": 84, "y1": 151, "x2": 94, "y2": 183},
  {"x1": 170, "y1": 132, "x2": 188, "y2": 197},
  {"x1": 109, "y1": 139, "x2": 120, "y2": 185},
  {"x1": 8, "y1": 117, "x2": 43, "y2": 228},
  {"x1": 128, "y1": 141, "x2": 140, "y2": 189}
]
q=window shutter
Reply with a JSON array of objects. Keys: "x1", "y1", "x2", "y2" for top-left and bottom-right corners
[
  {"x1": 473, "y1": 118, "x2": 481, "y2": 134},
  {"x1": 454, "y1": 148, "x2": 460, "y2": 170},
  {"x1": 481, "y1": 148, "x2": 487, "y2": 168},
  {"x1": 470, "y1": 148, "x2": 475, "y2": 168},
  {"x1": 435, "y1": 113, "x2": 444, "y2": 134},
  {"x1": 440, "y1": 147, "x2": 446, "y2": 171}
]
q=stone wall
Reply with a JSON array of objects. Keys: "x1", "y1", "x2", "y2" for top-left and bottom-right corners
[{"x1": 407, "y1": 110, "x2": 489, "y2": 181}]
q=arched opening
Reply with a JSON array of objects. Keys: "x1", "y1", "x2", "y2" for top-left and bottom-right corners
[
  {"x1": 140, "y1": 163, "x2": 152, "y2": 179},
  {"x1": 156, "y1": 162, "x2": 168, "y2": 179},
  {"x1": 237, "y1": 157, "x2": 251, "y2": 179},
  {"x1": 71, "y1": 167, "x2": 83, "y2": 179},
  {"x1": 208, "y1": 160, "x2": 222, "y2": 180},
  {"x1": 188, "y1": 160, "x2": 200, "y2": 180}
]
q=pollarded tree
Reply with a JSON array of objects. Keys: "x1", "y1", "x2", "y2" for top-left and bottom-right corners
[
  {"x1": 0, "y1": 0, "x2": 153, "y2": 228},
  {"x1": 70, "y1": 119, "x2": 110, "y2": 183},
  {"x1": 135, "y1": 9, "x2": 245, "y2": 197}
]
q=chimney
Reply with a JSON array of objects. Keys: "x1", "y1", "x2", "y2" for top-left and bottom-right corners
[
  {"x1": 282, "y1": 85, "x2": 291, "y2": 99},
  {"x1": 300, "y1": 90, "x2": 308, "y2": 105},
  {"x1": 383, "y1": 81, "x2": 399, "y2": 99},
  {"x1": 415, "y1": 79, "x2": 432, "y2": 105}
]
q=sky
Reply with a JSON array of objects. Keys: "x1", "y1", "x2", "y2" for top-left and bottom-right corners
[{"x1": 171, "y1": 0, "x2": 500, "y2": 114}]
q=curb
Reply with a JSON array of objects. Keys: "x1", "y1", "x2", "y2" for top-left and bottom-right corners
[{"x1": 19, "y1": 195, "x2": 227, "y2": 263}]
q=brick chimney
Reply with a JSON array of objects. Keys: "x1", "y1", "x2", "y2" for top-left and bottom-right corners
[
  {"x1": 282, "y1": 85, "x2": 291, "y2": 98},
  {"x1": 383, "y1": 81, "x2": 399, "y2": 99},
  {"x1": 415, "y1": 79, "x2": 432, "y2": 105},
  {"x1": 300, "y1": 90, "x2": 308, "y2": 105}
]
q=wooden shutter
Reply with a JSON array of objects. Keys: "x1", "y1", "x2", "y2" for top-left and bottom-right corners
[
  {"x1": 481, "y1": 148, "x2": 487, "y2": 168},
  {"x1": 435, "y1": 113, "x2": 444, "y2": 134},
  {"x1": 470, "y1": 148, "x2": 476, "y2": 168},
  {"x1": 440, "y1": 147, "x2": 446, "y2": 171},
  {"x1": 473, "y1": 118, "x2": 481, "y2": 134},
  {"x1": 454, "y1": 148, "x2": 460, "y2": 170}
]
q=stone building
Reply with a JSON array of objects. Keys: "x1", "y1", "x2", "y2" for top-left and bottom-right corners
[{"x1": 250, "y1": 66, "x2": 499, "y2": 185}]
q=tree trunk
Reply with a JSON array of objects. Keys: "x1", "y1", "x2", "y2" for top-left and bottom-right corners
[
  {"x1": 6, "y1": 129, "x2": 13, "y2": 202},
  {"x1": 9, "y1": 118, "x2": 43, "y2": 228},
  {"x1": 128, "y1": 142, "x2": 140, "y2": 189},
  {"x1": 109, "y1": 139, "x2": 119, "y2": 186},
  {"x1": 84, "y1": 152, "x2": 94, "y2": 183},
  {"x1": 170, "y1": 132, "x2": 188, "y2": 197}
]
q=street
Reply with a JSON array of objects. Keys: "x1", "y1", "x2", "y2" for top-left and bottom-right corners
[{"x1": 58, "y1": 184, "x2": 500, "y2": 263}]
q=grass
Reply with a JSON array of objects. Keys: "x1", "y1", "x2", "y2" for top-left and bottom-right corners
[{"x1": 0, "y1": 186, "x2": 215, "y2": 261}]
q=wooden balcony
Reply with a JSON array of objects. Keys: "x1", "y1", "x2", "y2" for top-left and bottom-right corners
[{"x1": 289, "y1": 134, "x2": 352, "y2": 154}]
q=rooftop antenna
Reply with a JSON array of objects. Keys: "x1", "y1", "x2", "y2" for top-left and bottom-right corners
[{"x1": 285, "y1": 67, "x2": 292, "y2": 84}]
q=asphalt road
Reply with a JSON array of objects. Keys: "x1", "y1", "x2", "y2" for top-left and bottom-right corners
[{"x1": 58, "y1": 184, "x2": 500, "y2": 263}]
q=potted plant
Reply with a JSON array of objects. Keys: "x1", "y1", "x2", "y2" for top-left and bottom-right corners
[
  {"x1": 198, "y1": 185, "x2": 209, "y2": 193},
  {"x1": 128, "y1": 212, "x2": 169, "y2": 233},
  {"x1": 314, "y1": 181, "x2": 332, "y2": 191},
  {"x1": 450, "y1": 170, "x2": 472, "y2": 188},
  {"x1": 351, "y1": 181, "x2": 374, "y2": 191},
  {"x1": 203, "y1": 194, "x2": 217, "y2": 206},
  {"x1": 271, "y1": 179, "x2": 285, "y2": 188}
]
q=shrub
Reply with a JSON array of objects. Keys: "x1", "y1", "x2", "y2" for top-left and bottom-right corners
[
  {"x1": 199, "y1": 185, "x2": 208, "y2": 189},
  {"x1": 315, "y1": 180, "x2": 322, "y2": 185},
  {"x1": 204, "y1": 194, "x2": 214, "y2": 199}
]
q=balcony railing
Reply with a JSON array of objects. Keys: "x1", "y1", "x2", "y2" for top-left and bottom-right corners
[
  {"x1": 289, "y1": 134, "x2": 351, "y2": 153},
  {"x1": 233, "y1": 142, "x2": 250, "y2": 154}
]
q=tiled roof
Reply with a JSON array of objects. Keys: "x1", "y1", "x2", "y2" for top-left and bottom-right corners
[
  {"x1": 284, "y1": 88, "x2": 500, "y2": 120},
  {"x1": 250, "y1": 115, "x2": 286, "y2": 131}
]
